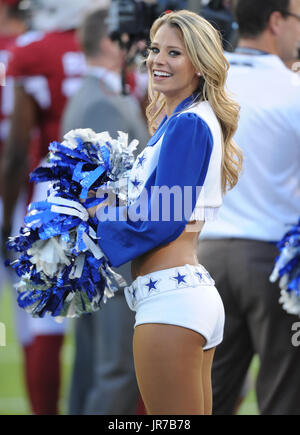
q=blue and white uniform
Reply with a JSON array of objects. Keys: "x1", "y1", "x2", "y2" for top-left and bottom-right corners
[
  {"x1": 97, "y1": 94, "x2": 225, "y2": 349},
  {"x1": 97, "y1": 94, "x2": 223, "y2": 266}
]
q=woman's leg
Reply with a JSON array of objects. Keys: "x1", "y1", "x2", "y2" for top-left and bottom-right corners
[
  {"x1": 133, "y1": 323, "x2": 213, "y2": 415},
  {"x1": 202, "y1": 346, "x2": 216, "y2": 415}
]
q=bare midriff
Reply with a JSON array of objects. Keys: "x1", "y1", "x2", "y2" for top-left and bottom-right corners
[{"x1": 131, "y1": 221, "x2": 205, "y2": 280}]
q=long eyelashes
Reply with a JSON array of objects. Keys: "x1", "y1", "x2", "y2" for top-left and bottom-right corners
[
  {"x1": 169, "y1": 50, "x2": 181, "y2": 57},
  {"x1": 148, "y1": 46, "x2": 159, "y2": 54},
  {"x1": 148, "y1": 46, "x2": 181, "y2": 57}
]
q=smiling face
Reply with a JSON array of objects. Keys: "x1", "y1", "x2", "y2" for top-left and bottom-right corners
[{"x1": 147, "y1": 23, "x2": 200, "y2": 115}]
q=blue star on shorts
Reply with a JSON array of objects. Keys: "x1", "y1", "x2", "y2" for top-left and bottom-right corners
[
  {"x1": 195, "y1": 271, "x2": 203, "y2": 282},
  {"x1": 146, "y1": 278, "x2": 158, "y2": 291},
  {"x1": 172, "y1": 272, "x2": 187, "y2": 285}
]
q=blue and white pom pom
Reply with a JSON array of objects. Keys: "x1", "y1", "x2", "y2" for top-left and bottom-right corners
[
  {"x1": 269, "y1": 219, "x2": 300, "y2": 316},
  {"x1": 7, "y1": 128, "x2": 138, "y2": 318}
]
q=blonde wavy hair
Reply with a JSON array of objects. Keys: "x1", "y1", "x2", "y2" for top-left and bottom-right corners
[{"x1": 146, "y1": 9, "x2": 243, "y2": 193}]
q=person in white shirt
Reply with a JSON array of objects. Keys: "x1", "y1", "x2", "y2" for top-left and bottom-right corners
[{"x1": 198, "y1": 0, "x2": 300, "y2": 415}]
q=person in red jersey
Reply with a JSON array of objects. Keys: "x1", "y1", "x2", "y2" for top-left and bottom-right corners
[
  {"x1": 0, "y1": 0, "x2": 29, "y2": 153},
  {"x1": 6, "y1": 30, "x2": 86, "y2": 159},
  {"x1": 0, "y1": 0, "x2": 28, "y2": 262},
  {"x1": 0, "y1": 0, "x2": 33, "y2": 414},
  {"x1": 1, "y1": 0, "x2": 107, "y2": 415}
]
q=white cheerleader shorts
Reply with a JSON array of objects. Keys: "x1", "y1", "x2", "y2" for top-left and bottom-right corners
[{"x1": 124, "y1": 263, "x2": 225, "y2": 350}]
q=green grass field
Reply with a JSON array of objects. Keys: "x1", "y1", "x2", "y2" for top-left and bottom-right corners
[{"x1": 0, "y1": 285, "x2": 259, "y2": 415}]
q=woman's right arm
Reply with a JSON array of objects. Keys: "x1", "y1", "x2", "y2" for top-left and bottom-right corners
[{"x1": 96, "y1": 113, "x2": 214, "y2": 267}]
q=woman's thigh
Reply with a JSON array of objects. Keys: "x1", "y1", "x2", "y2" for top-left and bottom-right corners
[
  {"x1": 133, "y1": 323, "x2": 206, "y2": 415},
  {"x1": 202, "y1": 346, "x2": 216, "y2": 415}
]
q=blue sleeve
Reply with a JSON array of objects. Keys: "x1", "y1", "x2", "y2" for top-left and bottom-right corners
[{"x1": 97, "y1": 113, "x2": 213, "y2": 267}]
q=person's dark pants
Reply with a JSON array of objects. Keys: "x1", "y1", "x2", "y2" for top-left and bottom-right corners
[
  {"x1": 198, "y1": 238, "x2": 300, "y2": 415},
  {"x1": 68, "y1": 290, "x2": 139, "y2": 415}
]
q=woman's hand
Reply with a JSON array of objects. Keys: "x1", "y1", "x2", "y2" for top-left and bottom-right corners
[{"x1": 80, "y1": 190, "x2": 108, "y2": 219}]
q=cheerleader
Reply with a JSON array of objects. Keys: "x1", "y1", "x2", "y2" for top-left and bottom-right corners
[{"x1": 87, "y1": 10, "x2": 243, "y2": 414}]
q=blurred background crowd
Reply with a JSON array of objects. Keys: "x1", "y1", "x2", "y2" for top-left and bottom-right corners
[{"x1": 0, "y1": 0, "x2": 299, "y2": 415}]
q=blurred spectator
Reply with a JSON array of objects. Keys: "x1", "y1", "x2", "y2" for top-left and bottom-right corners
[
  {"x1": 0, "y1": 0, "x2": 32, "y2": 412},
  {"x1": 1, "y1": 0, "x2": 106, "y2": 415},
  {"x1": 198, "y1": 0, "x2": 300, "y2": 415},
  {"x1": 0, "y1": 0, "x2": 28, "y2": 277},
  {"x1": 62, "y1": 8, "x2": 149, "y2": 415},
  {"x1": 200, "y1": 0, "x2": 239, "y2": 51}
]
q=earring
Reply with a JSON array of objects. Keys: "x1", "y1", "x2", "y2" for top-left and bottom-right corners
[{"x1": 197, "y1": 72, "x2": 201, "y2": 77}]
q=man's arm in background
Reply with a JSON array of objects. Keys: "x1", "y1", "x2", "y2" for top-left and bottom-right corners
[{"x1": 1, "y1": 83, "x2": 37, "y2": 242}]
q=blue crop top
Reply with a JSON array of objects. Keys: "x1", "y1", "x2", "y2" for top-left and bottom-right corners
[{"x1": 96, "y1": 94, "x2": 218, "y2": 267}]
